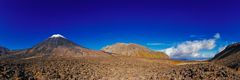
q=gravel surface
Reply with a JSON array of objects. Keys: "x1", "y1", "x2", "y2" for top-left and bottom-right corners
[{"x1": 1, "y1": 57, "x2": 240, "y2": 80}]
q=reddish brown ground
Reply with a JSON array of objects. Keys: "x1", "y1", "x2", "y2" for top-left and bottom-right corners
[{"x1": 1, "y1": 56, "x2": 240, "y2": 80}]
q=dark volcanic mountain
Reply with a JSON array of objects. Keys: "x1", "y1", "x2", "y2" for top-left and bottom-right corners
[
  {"x1": 8, "y1": 34, "x2": 109, "y2": 59},
  {"x1": 102, "y1": 43, "x2": 169, "y2": 59},
  {"x1": 0, "y1": 46, "x2": 9, "y2": 56},
  {"x1": 211, "y1": 43, "x2": 240, "y2": 61},
  {"x1": 211, "y1": 42, "x2": 240, "y2": 71}
]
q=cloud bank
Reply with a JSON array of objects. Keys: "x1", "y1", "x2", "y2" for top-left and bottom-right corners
[{"x1": 160, "y1": 33, "x2": 220, "y2": 59}]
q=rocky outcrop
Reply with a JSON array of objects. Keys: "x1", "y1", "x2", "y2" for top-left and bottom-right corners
[{"x1": 102, "y1": 43, "x2": 169, "y2": 59}]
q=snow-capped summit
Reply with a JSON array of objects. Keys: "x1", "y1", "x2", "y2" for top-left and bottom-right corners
[
  {"x1": 50, "y1": 34, "x2": 65, "y2": 38},
  {"x1": 24, "y1": 33, "x2": 110, "y2": 58}
]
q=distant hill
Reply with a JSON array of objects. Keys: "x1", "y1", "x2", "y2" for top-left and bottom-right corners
[
  {"x1": 102, "y1": 43, "x2": 169, "y2": 59},
  {"x1": 211, "y1": 42, "x2": 240, "y2": 71},
  {"x1": 0, "y1": 46, "x2": 9, "y2": 56}
]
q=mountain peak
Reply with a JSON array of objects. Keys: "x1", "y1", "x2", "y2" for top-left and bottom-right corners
[
  {"x1": 50, "y1": 34, "x2": 65, "y2": 38},
  {"x1": 35, "y1": 34, "x2": 77, "y2": 48}
]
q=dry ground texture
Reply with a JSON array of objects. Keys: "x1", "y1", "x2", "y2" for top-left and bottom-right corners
[{"x1": 1, "y1": 56, "x2": 240, "y2": 80}]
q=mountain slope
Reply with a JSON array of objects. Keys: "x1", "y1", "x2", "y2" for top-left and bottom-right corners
[
  {"x1": 211, "y1": 43, "x2": 240, "y2": 61},
  {"x1": 211, "y1": 42, "x2": 240, "y2": 71},
  {"x1": 0, "y1": 46, "x2": 9, "y2": 56},
  {"x1": 6, "y1": 34, "x2": 109, "y2": 59},
  {"x1": 102, "y1": 43, "x2": 169, "y2": 59}
]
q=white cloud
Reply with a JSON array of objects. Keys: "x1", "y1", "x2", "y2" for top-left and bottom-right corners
[
  {"x1": 147, "y1": 43, "x2": 170, "y2": 46},
  {"x1": 214, "y1": 33, "x2": 220, "y2": 39},
  {"x1": 160, "y1": 33, "x2": 220, "y2": 59}
]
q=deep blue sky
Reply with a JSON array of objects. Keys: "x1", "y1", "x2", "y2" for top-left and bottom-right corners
[{"x1": 0, "y1": 0, "x2": 240, "y2": 59}]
